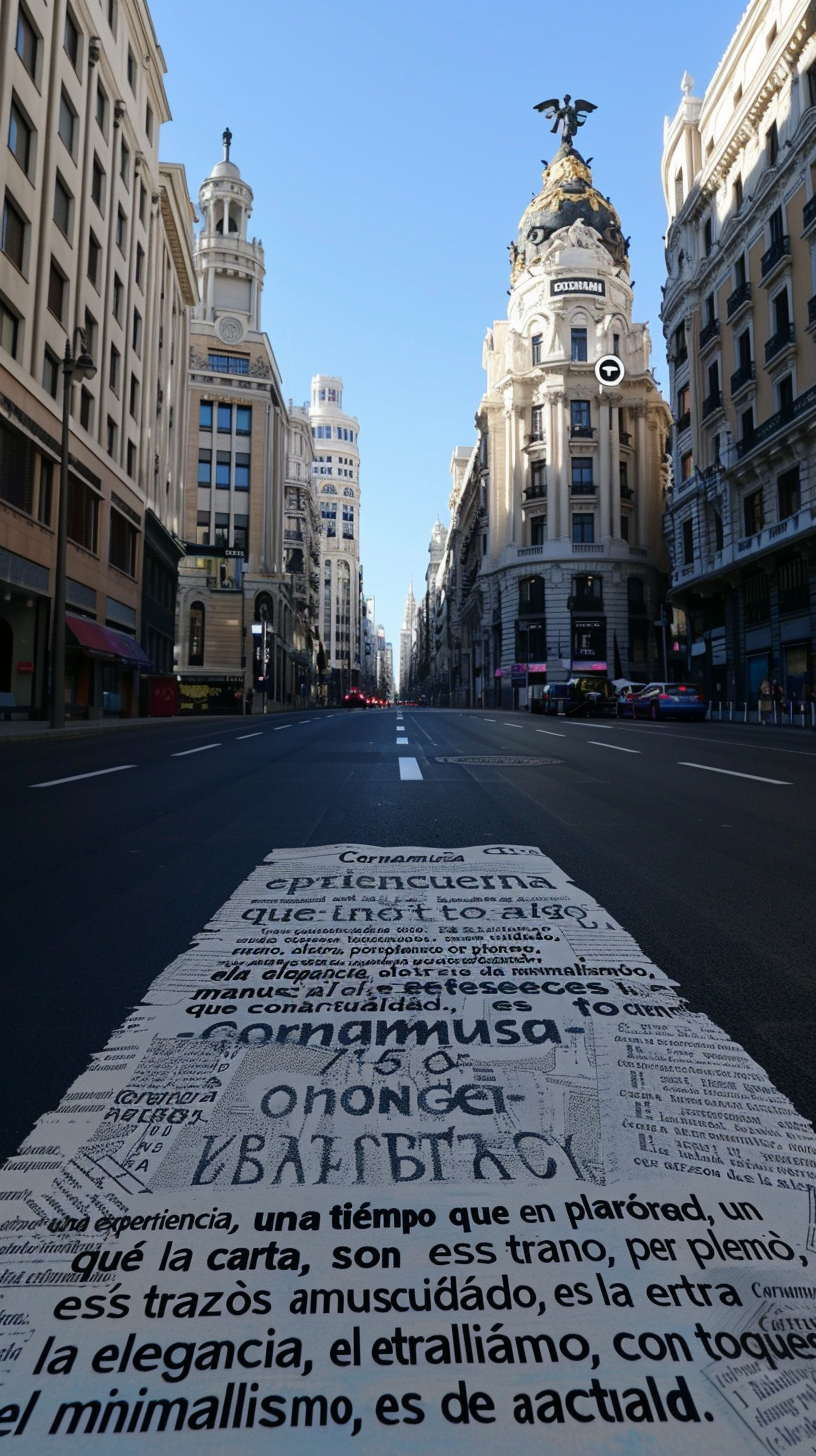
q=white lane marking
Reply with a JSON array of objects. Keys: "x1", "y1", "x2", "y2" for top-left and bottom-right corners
[
  {"x1": 536, "y1": 729, "x2": 566, "y2": 738},
  {"x1": 237, "y1": 732, "x2": 263, "y2": 740},
  {"x1": 299, "y1": 720, "x2": 311, "y2": 724},
  {"x1": 399, "y1": 757, "x2": 423, "y2": 780},
  {"x1": 484, "y1": 718, "x2": 496, "y2": 722},
  {"x1": 678, "y1": 761, "x2": 791, "y2": 785},
  {"x1": 588, "y1": 741, "x2": 641, "y2": 754},
  {"x1": 273, "y1": 725, "x2": 291, "y2": 731},
  {"x1": 172, "y1": 743, "x2": 220, "y2": 757},
  {"x1": 503, "y1": 723, "x2": 524, "y2": 728},
  {"x1": 396, "y1": 736, "x2": 409, "y2": 744},
  {"x1": 31, "y1": 764, "x2": 136, "y2": 788}
]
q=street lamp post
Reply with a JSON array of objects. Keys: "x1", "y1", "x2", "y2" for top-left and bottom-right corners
[{"x1": 51, "y1": 334, "x2": 96, "y2": 729}]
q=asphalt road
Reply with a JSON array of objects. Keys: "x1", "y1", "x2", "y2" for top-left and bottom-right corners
[{"x1": 1, "y1": 706, "x2": 814, "y2": 1161}]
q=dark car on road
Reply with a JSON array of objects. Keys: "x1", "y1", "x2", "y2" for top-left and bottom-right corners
[{"x1": 541, "y1": 678, "x2": 617, "y2": 717}]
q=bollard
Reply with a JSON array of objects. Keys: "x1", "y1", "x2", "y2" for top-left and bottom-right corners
[
  {"x1": 744, "y1": 701, "x2": 748, "y2": 723},
  {"x1": 729, "y1": 701, "x2": 733, "y2": 722}
]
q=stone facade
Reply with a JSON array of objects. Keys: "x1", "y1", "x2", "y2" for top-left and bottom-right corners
[
  {"x1": 661, "y1": 0, "x2": 816, "y2": 708},
  {"x1": 0, "y1": 0, "x2": 194, "y2": 715},
  {"x1": 309, "y1": 374, "x2": 361, "y2": 701}
]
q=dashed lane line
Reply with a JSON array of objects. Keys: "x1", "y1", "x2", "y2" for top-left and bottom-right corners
[
  {"x1": 678, "y1": 761, "x2": 791, "y2": 785},
  {"x1": 236, "y1": 732, "x2": 263, "y2": 740},
  {"x1": 398, "y1": 757, "x2": 423, "y2": 781},
  {"x1": 588, "y1": 741, "x2": 641, "y2": 754},
  {"x1": 273, "y1": 725, "x2": 291, "y2": 731},
  {"x1": 535, "y1": 729, "x2": 566, "y2": 738},
  {"x1": 396, "y1": 737, "x2": 409, "y2": 744},
  {"x1": 31, "y1": 764, "x2": 136, "y2": 788},
  {"x1": 172, "y1": 744, "x2": 220, "y2": 757}
]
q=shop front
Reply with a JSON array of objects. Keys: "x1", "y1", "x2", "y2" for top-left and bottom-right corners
[{"x1": 65, "y1": 613, "x2": 153, "y2": 717}]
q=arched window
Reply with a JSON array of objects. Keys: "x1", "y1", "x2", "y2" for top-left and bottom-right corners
[
  {"x1": 518, "y1": 576, "x2": 545, "y2": 616},
  {"x1": 188, "y1": 602, "x2": 205, "y2": 665},
  {"x1": 343, "y1": 486, "x2": 354, "y2": 497},
  {"x1": 322, "y1": 483, "x2": 336, "y2": 494}
]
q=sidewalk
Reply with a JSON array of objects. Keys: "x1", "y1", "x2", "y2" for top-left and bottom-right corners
[{"x1": 0, "y1": 708, "x2": 299, "y2": 745}]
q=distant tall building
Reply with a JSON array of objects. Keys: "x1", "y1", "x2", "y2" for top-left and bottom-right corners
[
  {"x1": 0, "y1": 0, "x2": 195, "y2": 717},
  {"x1": 310, "y1": 375, "x2": 360, "y2": 701},
  {"x1": 177, "y1": 131, "x2": 291, "y2": 712},
  {"x1": 399, "y1": 578, "x2": 417, "y2": 692}
]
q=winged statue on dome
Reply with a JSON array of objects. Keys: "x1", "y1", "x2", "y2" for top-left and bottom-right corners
[{"x1": 534, "y1": 95, "x2": 597, "y2": 146}]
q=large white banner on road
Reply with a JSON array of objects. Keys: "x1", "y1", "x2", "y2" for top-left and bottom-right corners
[{"x1": 1, "y1": 843, "x2": 815, "y2": 1452}]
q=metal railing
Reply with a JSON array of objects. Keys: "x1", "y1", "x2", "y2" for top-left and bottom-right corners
[
  {"x1": 726, "y1": 281, "x2": 752, "y2": 317},
  {"x1": 760, "y1": 235, "x2": 790, "y2": 278}
]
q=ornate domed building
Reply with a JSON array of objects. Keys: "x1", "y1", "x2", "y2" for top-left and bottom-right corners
[{"x1": 441, "y1": 107, "x2": 672, "y2": 708}]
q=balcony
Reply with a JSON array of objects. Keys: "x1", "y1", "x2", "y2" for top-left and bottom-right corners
[
  {"x1": 569, "y1": 424, "x2": 595, "y2": 439},
  {"x1": 619, "y1": 430, "x2": 632, "y2": 445},
  {"x1": 733, "y1": 378, "x2": 816, "y2": 459},
  {"x1": 730, "y1": 361, "x2": 755, "y2": 396},
  {"x1": 675, "y1": 410, "x2": 691, "y2": 433},
  {"x1": 804, "y1": 195, "x2": 816, "y2": 233},
  {"x1": 522, "y1": 482, "x2": 547, "y2": 502},
  {"x1": 760, "y1": 235, "x2": 790, "y2": 281},
  {"x1": 672, "y1": 345, "x2": 689, "y2": 367},
  {"x1": 726, "y1": 281, "x2": 752, "y2": 319},
  {"x1": 699, "y1": 317, "x2": 720, "y2": 350},
  {"x1": 571, "y1": 482, "x2": 596, "y2": 496},
  {"x1": 764, "y1": 323, "x2": 795, "y2": 365},
  {"x1": 620, "y1": 484, "x2": 634, "y2": 501},
  {"x1": 702, "y1": 390, "x2": 722, "y2": 420}
]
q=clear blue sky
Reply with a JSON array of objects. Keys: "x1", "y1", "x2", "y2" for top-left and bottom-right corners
[{"x1": 152, "y1": 0, "x2": 739, "y2": 657}]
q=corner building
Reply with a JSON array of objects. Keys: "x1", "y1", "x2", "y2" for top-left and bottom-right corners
[
  {"x1": 455, "y1": 133, "x2": 670, "y2": 709},
  {"x1": 661, "y1": 0, "x2": 816, "y2": 707},
  {"x1": 309, "y1": 375, "x2": 360, "y2": 701}
]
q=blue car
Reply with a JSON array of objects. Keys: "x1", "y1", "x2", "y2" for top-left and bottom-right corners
[{"x1": 629, "y1": 682, "x2": 707, "y2": 722}]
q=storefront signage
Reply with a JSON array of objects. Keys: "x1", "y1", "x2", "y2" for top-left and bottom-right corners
[
  {"x1": 16, "y1": 661, "x2": 34, "y2": 674},
  {"x1": 550, "y1": 277, "x2": 605, "y2": 297}
]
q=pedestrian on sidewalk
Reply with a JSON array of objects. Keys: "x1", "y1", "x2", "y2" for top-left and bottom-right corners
[
  {"x1": 772, "y1": 678, "x2": 785, "y2": 725},
  {"x1": 759, "y1": 676, "x2": 772, "y2": 725}
]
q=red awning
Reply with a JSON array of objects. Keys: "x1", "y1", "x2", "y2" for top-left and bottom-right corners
[{"x1": 66, "y1": 613, "x2": 153, "y2": 670}]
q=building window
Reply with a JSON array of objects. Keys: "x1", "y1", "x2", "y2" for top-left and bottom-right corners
[
  {"x1": 766, "y1": 121, "x2": 779, "y2": 167},
  {"x1": 109, "y1": 509, "x2": 137, "y2": 575},
  {"x1": 108, "y1": 344, "x2": 120, "y2": 394},
  {"x1": 778, "y1": 556, "x2": 809, "y2": 614},
  {"x1": 673, "y1": 321, "x2": 687, "y2": 363},
  {"x1": 619, "y1": 459, "x2": 629, "y2": 492},
  {"x1": 43, "y1": 347, "x2": 60, "y2": 398},
  {"x1": 139, "y1": 183, "x2": 146, "y2": 225},
  {"x1": 743, "y1": 488, "x2": 764, "y2": 536},
  {"x1": 188, "y1": 603, "x2": 205, "y2": 665},
  {"x1": 197, "y1": 450, "x2": 211, "y2": 485},
  {"x1": 91, "y1": 155, "x2": 105, "y2": 212},
  {"x1": 531, "y1": 515, "x2": 546, "y2": 545},
  {"x1": 572, "y1": 512, "x2": 594, "y2": 544},
  {"x1": 217, "y1": 404, "x2": 232, "y2": 433},
  {"x1": 769, "y1": 205, "x2": 784, "y2": 245},
  {"x1": 703, "y1": 216, "x2": 712, "y2": 254},
  {"x1": 112, "y1": 273, "x2": 123, "y2": 321},
  {"x1": 733, "y1": 173, "x2": 743, "y2": 211},
  {"x1": 107, "y1": 416, "x2": 118, "y2": 457},
  {"x1": 135, "y1": 243, "x2": 144, "y2": 287},
  {"x1": 777, "y1": 466, "x2": 800, "y2": 520},
  {"x1": 530, "y1": 404, "x2": 544, "y2": 441},
  {"x1": 79, "y1": 385, "x2": 93, "y2": 434},
  {"x1": 53, "y1": 174, "x2": 72, "y2": 238},
  {"x1": 681, "y1": 451, "x2": 693, "y2": 480},
  {"x1": 236, "y1": 405, "x2": 251, "y2": 435},
  {"x1": 199, "y1": 401, "x2": 213, "y2": 431},
  {"x1": 47, "y1": 259, "x2": 66, "y2": 322},
  {"x1": 778, "y1": 373, "x2": 794, "y2": 418},
  {"x1": 531, "y1": 334, "x2": 542, "y2": 365},
  {"x1": 208, "y1": 353, "x2": 248, "y2": 375},
  {"x1": 145, "y1": 103, "x2": 153, "y2": 143},
  {"x1": 570, "y1": 328, "x2": 588, "y2": 362},
  {"x1": 120, "y1": 141, "x2": 129, "y2": 185},
  {"x1": 234, "y1": 452, "x2": 250, "y2": 489},
  {"x1": 116, "y1": 206, "x2": 126, "y2": 251},
  {"x1": 85, "y1": 230, "x2": 100, "y2": 286},
  {"x1": 15, "y1": 7, "x2": 38, "y2": 78},
  {"x1": 9, "y1": 97, "x2": 33, "y2": 174},
  {"x1": 126, "y1": 439, "x2": 136, "y2": 476},
  {"x1": 620, "y1": 514, "x2": 629, "y2": 542},
  {"x1": 682, "y1": 518, "x2": 694, "y2": 565},
  {"x1": 58, "y1": 90, "x2": 76, "y2": 154},
  {"x1": 127, "y1": 47, "x2": 136, "y2": 89},
  {"x1": 132, "y1": 308, "x2": 142, "y2": 355},
  {"x1": 519, "y1": 575, "x2": 545, "y2": 616},
  {"x1": 215, "y1": 451, "x2": 230, "y2": 487},
  {"x1": 0, "y1": 420, "x2": 35, "y2": 513},
  {"x1": 744, "y1": 572, "x2": 770, "y2": 625},
  {"x1": 572, "y1": 573, "x2": 603, "y2": 609},
  {"x1": 674, "y1": 169, "x2": 684, "y2": 210},
  {"x1": 63, "y1": 8, "x2": 80, "y2": 69},
  {"x1": 1, "y1": 193, "x2": 27, "y2": 271},
  {"x1": 96, "y1": 82, "x2": 107, "y2": 131},
  {"x1": 740, "y1": 406, "x2": 754, "y2": 442},
  {"x1": 38, "y1": 459, "x2": 53, "y2": 524},
  {"x1": 0, "y1": 297, "x2": 20, "y2": 360},
  {"x1": 571, "y1": 458, "x2": 593, "y2": 493},
  {"x1": 66, "y1": 475, "x2": 98, "y2": 551},
  {"x1": 129, "y1": 373, "x2": 140, "y2": 419},
  {"x1": 570, "y1": 399, "x2": 591, "y2": 434}
]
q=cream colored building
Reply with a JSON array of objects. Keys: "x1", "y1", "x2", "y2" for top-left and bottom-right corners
[
  {"x1": 284, "y1": 403, "x2": 320, "y2": 701},
  {"x1": 310, "y1": 374, "x2": 360, "y2": 701},
  {"x1": 437, "y1": 125, "x2": 671, "y2": 709},
  {"x1": 661, "y1": 0, "x2": 816, "y2": 706},
  {"x1": 176, "y1": 133, "x2": 292, "y2": 714},
  {"x1": 0, "y1": 0, "x2": 195, "y2": 715}
]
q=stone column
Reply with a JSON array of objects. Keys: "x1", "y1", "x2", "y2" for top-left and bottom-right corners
[
  {"x1": 635, "y1": 405, "x2": 648, "y2": 549},
  {"x1": 610, "y1": 392, "x2": 622, "y2": 540},
  {"x1": 599, "y1": 397, "x2": 611, "y2": 538},
  {"x1": 554, "y1": 392, "x2": 568, "y2": 540},
  {"x1": 545, "y1": 396, "x2": 556, "y2": 542}
]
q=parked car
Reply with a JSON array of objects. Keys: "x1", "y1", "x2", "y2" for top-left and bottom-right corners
[
  {"x1": 541, "y1": 678, "x2": 616, "y2": 717},
  {"x1": 628, "y1": 682, "x2": 707, "y2": 722},
  {"x1": 343, "y1": 689, "x2": 368, "y2": 708}
]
